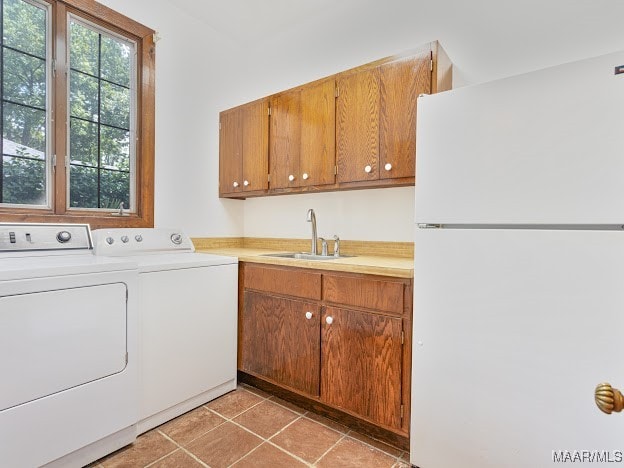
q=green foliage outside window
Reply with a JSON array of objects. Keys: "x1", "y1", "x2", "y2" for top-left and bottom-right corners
[{"x1": 1, "y1": 0, "x2": 135, "y2": 209}]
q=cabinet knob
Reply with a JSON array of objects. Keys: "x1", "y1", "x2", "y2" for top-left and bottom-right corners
[
  {"x1": 243, "y1": 180, "x2": 249, "y2": 187},
  {"x1": 232, "y1": 181, "x2": 239, "y2": 188},
  {"x1": 305, "y1": 311, "x2": 313, "y2": 320},
  {"x1": 302, "y1": 173, "x2": 309, "y2": 180},
  {"x1": 325, "y1": 316, "x2": 333, "y2": 325},
  {"x1": 364, "y1": 165, "x2": 372, "y2": 173},
  {"x1": 288, "y1": 174, "x2": 295, "y2": 182},
  {"x1": 384, "y1": 163, "x2": 392, "y2": 171}
]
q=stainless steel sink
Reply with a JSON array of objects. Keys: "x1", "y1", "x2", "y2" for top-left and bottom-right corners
[{"x1": 260, "y1": 252, "x2": 353, "y2": 261}]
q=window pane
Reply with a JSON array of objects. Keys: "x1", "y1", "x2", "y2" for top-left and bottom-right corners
[
  {"x1": 101, "y1": 36, "x2": 131, "y2": 87},
  {"x1": 2, "y1": 155, "x2": 46, "y2": 204},
  {"x1": 70, "y1": 71, "x2": 98, "y2": 121},
  {"x1": 70, "y1": 118, "x2": 98, "y2": 166},
  {"x1": 100, "y1": 169, "x2": 129, "y2": 209},
  {"x1": 3, "y1": 102, "x2": 46, "y2": 154},
  {"x1": 101, "y1": 126, "x2": 129, "y2": 170},
  {"x1": 2, "y1": 0, "x2": 46, "y2": 58},
  {"x1": 3, "y1": 48, "x2": 46, "y2": 108},
  {"x1": 66, "y1": 15, "x2": 136, "y2": 211},
  {"x1": 69, "y1": 20, "x2": 99, "y2": 76},
  {"x1": 69, "y1": 164, "x2": 98, "y2": 208},
  {"x1": 100, "y1": 81, "x2": 130, "y2": 128}
]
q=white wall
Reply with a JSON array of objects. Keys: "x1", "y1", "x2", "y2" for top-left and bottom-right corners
[
  {"x1": 244, "y1": 187, "x2": 415, "y2": 242},
  {"x1": 99, "y1": 0, "x2": 245, "y2": 237},
  {"x1": 97, "y1": 0, "x2": 624, "y2": 241}
]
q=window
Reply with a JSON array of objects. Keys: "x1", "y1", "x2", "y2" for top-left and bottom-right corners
[{"x1": 0, "y1": 0, "x2": 154, "y2": 228}]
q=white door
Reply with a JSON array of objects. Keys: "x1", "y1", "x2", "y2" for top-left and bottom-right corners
[
  {"x1": 415, "y1": 49, "x2": 624, "y2": 225},
  {"x1": 411, "y1": 228, "x2": 624, "y2": 468}
]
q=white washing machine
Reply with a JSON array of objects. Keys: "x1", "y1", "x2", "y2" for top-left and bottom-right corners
[
  {"x1": 0, "y1": 223, "x2": 138, "y2": 468},
  {"x1": 93, "y1": 228, "x2": 238, "y2": 433}
]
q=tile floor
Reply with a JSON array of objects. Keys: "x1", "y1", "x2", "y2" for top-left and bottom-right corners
[{"x1": 92, "y1": 384, "x2": 410, "y2": 468}]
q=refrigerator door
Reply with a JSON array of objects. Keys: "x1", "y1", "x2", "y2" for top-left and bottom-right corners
[
  {"x1": 415, "y1": 49, "x2": 624, "y2": 225},
  {"x1": 412, "y1": 228, "x2": 624, "y2": 468}
]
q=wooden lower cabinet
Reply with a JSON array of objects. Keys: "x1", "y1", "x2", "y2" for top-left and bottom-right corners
[
  {"x1": 239, "y1": 263, "x2": 412, "y2": 447},
  {"x1": 321, "y1": 306, "x2": 403, "y2": 429},
  {"x1": 240, "y1": 291, "x2": 321, "y2": 396}
]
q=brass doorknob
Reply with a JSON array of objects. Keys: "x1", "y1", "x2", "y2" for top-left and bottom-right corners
[{"x1": 595, "y1": 383, "x2": 624, "y2": 414}]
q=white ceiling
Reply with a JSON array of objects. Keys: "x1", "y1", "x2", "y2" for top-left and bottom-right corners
[{"x1": 170, "y1": 0, "x2": 624, "y2": 86}]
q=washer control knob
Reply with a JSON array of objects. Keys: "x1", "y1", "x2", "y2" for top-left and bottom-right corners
[
  {"x1": 106, "y1": 237, "x2": 115, "y2": 245},
  {"x1": 171, "y1": 233, "x2": 183, "y2": 245},
  {"x1": 135, "y1": 235, "x2": 143, "y2": 242},
  {"x1": 121, "y1": 235, "x2": 129, "y2": 243},
  {"x1": 56, "y1": 231, "x2": 72, "y2": 243}
]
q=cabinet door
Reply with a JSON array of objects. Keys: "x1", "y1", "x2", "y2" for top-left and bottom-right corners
[
  {"x1": 336, "y1": 68, "x2": 380, "y2": 183},
  {"x1": 241, "y1": 99, "x2": 269, "y2": 192},
  {"x1": 241, "y1": 291, "x2": 320, "y2": 396},
  {"x1": 218, "y1": 108, "x2": 242, "y2": 195},
  {"x1": 321, "y1": 307, "x2": 403, "y2": 429},
  {"x1": 379, "y1": 52, "x2": 431, "y2": 180},
  {"x1": 270, "y1": 90, "x2": 301, "y2": 189},
  {"x1": 300, "y1": 79, "x2": 336, "y2": 187}
]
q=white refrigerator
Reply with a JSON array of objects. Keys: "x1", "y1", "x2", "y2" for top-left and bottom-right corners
[{"x1": 411, "y1": 50, "x2": 624, "y2": 467}]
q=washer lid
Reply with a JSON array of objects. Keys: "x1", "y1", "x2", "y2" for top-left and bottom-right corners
[
  {"x1": 131, "y1": 252, "x2": 238, "y2": 273},
  {"x1": 0, "y1": 254, "x2": 137, "y2": 281}
]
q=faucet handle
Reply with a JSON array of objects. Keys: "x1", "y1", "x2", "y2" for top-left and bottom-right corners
[
  {"x1": 332, "y1": 235, "x2": 340, "y2": 257},
  {"x1": 319, "y1": 237, "x2": 328, "y2": 256}
]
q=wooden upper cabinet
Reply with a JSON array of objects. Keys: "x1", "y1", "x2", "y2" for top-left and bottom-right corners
[
  {"x1": 300, "y1": 78, "x2": 336, "y2": 187},
  {"x1": 219, "y1": 42, "x2": 452, "y2": 198},
  {"x1": 336, "y1": 68, "x2": 380, "y2": 183},
  {"x1": 270, "y1": 90, "x2": 302, "y2": 189},
  {"x1": 219, "y1": 108, "x2": 242, "y2": 195},
  {"x1": 379, "y1": 52, "x2": 431, "y2": 180},
  {"x1": 270, "y1": 78, "x2": 336, "y2": 189},
  {"x1": 337, "y1": 51, "x2": 432, "y2": 185},
  {"x1": 219, "y1": 99, "x2": 268, "y2": 196},
  {"x1": 241, "y1": 99, "x2": 269, "y2": 192}
]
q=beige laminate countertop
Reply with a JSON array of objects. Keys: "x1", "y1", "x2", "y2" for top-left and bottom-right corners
[{"x1": 196, "y1": 247, "x2": 414, "y2": 279}]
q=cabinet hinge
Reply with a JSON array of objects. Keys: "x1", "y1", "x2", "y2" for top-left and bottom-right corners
[
  {"x1": 334, "y1": 165, "x2": 337, "y2": 175},
  {"x1": 430, "y1": 58, "x2": 433, "y2": 72},
  {"x1": 335, "y1": 86, "x2": 339, "y2": 98},
  {"x1": 401, "y1": 330, "x2": 405, "y2": 345},
  {"x1": 267, "y1": 173, "x2": 271, "y2": 182},
  {"x1": 400, "y1": 404, "x2": 404, "y2": 420},
  {"x1": 52, "y1": 58, "x2": 56, "y2": 78},
  {"x1": 52, "y1": 154, "x2": 56, "y2": 167}
]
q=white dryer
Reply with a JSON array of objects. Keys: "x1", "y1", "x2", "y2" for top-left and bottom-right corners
[
  {"x1": 93, "y1": 228, "x2": 238, "y2": 433},
  {"x1": 0, "y1": 223, "x2": 138, "y2": 468}
]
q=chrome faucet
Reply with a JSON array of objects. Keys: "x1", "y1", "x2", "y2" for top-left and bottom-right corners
[{"x1": 306, "y1": 208, "x2": 318, "y2": 255}]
